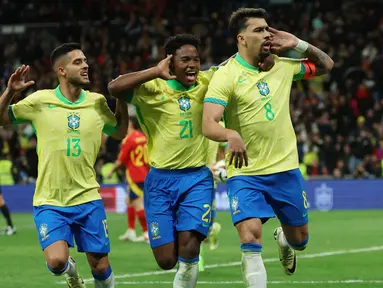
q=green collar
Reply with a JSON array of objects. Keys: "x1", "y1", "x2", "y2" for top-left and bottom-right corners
[
  {"x1": 235, "y1": 53, "x2": 260, "y2": 72},
  {"x1": 54, "y1": 85, "x2": 86, "y2": 105},
  {"x1": 166, "y1": 79, "x2": 197, "y2": 91}
]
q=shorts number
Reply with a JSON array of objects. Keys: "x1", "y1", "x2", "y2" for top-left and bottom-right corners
[
  {"x1": 130, "y1": 144, "x2": 148, "y2": 167},
  {"x1": 179, "y1": 120, "x2": 193, "y2": 139},
  {"x1": 201, "y1": 204, "x2": 211, "y2": 223},
  {"x1": 264, "y1": 103, "x2": 275, "y2": 121},
  {"x1": 102, "y1": 219, "x2": 109, "y2": 238},
  {"x1": 302, "y1": 191, "x2": 308, "y2": 209},
  {"x1": 66, "y1": 138, "x2": 81, "y2": 157}
]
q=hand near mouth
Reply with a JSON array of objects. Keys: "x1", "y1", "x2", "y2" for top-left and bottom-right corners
[
  {"x1": 156, "y1": 54, "x2": 177, "y2": 80},
  {"x1": 268, "y1": 27, "x2": 299, "y2": 53}
]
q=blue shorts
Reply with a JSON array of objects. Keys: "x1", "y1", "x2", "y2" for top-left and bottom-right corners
[
  {"x1": 144, "y1": 166, "x2": 214, "y2": 248},
  {"x1": 33, "y1": 200, "x2": 110, "y2": 253},
  {"x1": 127, "y1": 182, "x2": 144, "y2": 200},
  {"x1": 227, "y1": 168, "x2": 308, "y2": 227}
]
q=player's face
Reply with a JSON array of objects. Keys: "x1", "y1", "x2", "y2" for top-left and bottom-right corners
[
  {"x1": 238, "y1": 18, "x2": 271, "y2": 58},
  {"x1": 64, "y1": 50, "x2": 90, "y2": 87},
  {"x1": 172, "y1": 44, "x2": 200, "y2": 87}
]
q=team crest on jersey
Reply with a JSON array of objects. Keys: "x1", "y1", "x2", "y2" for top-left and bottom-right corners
[
  {"x1": 67, "y1": 112, "x2": 80, "y2": 130},
  {"x1": 39, "y1": 223, "x2": 49, "y2": 241},
  {"x1": 150, "y1": 222, "x2": 160, "y2": 240},
  {"x1": 256, "y1": 80, "x2": 270, "y2": 96},
  {"x1": 178, "y1": 95, "x2": 191, "y2": 111}
]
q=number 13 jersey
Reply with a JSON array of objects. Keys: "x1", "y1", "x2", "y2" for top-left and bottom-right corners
[
  {"x1": 9, "y1": 86, "x2": 119, "y2": 206},
  {"x1": 124, "y1": 67, "x2": 217, "y2": 169}
]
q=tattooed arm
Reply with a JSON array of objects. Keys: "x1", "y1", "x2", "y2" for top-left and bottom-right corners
[
  {"x1": 269, "y1": 27, "x2": 334, "y2": 76},
  {"x1": 302, "y1": 44, "x2": 334, "y2": 76}
]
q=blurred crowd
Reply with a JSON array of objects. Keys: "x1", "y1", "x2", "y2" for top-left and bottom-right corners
[{"x1": 0, "y1": 0, "x2": 382, "y2": 182}]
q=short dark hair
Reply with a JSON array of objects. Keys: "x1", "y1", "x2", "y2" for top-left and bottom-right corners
[
  {"x1": 50, "y1": 43, "x2": 82, "y2": 66},
  {"x1": 229, "y1": 8, "x2": 268, "y2": 42},
  {"x1": 164, "y1": 34, "x2": 200, "y2": 56}
]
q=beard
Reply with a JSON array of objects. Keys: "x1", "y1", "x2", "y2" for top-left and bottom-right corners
[
  {"x1": 259, "y1": 50, "x2": 271, "y2": 59},
  {"x1": 68, "y1": 76, "x2": 90, "y2": 88}
]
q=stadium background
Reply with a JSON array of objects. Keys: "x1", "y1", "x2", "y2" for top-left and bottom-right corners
[{"x1": 0, "y1": 0, "x2": 382, "y2": 287}]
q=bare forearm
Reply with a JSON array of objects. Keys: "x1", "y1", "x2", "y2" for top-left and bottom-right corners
[
  {"x1": 0, "y1": 88, "x2": 15, "y2": 126},
  {"x1": 303, "y1": 44, "x2": 334, "y2": 75},
  {"x1": 110, "y1": 160, "x2": 123, "y2": 174},
  {"x1": 112, "y1": 99, "x2": 129, "y2": 140},
  {"x1": 107, "y1": 67, "x2": 160, "y2": 98},
  {"x1": 202, "y1": 119, "x2": 231, "y2": 142}
]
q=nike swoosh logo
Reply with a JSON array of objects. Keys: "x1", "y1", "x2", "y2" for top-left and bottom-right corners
[
  {"x1": 202, "y1": 223, "x2": 210, "y2": 228},
  {"x1": 238, "y1": 78, "x2": 247, "y2": 84},
  {"x1": 302, "y1": 212, "x2": 308, "y2": 217},
  {"x1": 47, "y1": 105, "x2": 57, "y2": 108}
]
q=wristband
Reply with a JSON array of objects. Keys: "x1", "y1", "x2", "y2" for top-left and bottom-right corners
[{"x1": 294, "y1": 39, "x2": 309, "y2": 53}]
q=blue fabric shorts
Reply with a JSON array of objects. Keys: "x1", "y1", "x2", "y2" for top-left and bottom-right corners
[
  {"x1": 33, "y1": 200, "x2": 110, "y2": 253},
  {"x1": 144, "y1": 166, "x2": 214, "y2": 248},
  {"x1": 227, "y1": 168, "x2": 308, "y2": 227}
]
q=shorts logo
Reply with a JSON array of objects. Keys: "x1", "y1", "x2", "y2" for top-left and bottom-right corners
[
  {"x1": 178, "y1": 95, "x2": 191, "y2": 111},
  {"x1": 67, "y1": 112, "x2": 80, "y2": 130},
  {"x1": 256, "y1": 80, "x2": 270, "y2": 97},
  {"x1": 39, "y1": 223, "x2": 49, "y2": 241},
  {"x1": 231, "y1": 196, "x2": 240, "y2": 214},
  {"x1": 150, "y1": 222, "x2": 161, "y2": 240}
]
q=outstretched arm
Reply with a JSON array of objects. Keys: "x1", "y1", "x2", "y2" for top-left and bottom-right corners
[
  {"x1": 269, "y1": 27, "x2": 334, "y2": 76},
  {"x1": 107, "y1": 55, "x2": 176, "y2": 99}
]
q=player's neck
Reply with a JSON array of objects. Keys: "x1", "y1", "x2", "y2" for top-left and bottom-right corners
[
  {"x1": 59, "y1": 82, "x2": 83, "y2": 103},
  {"x1": 238, "y1": 50, "x2": 260, "y2": 69}
]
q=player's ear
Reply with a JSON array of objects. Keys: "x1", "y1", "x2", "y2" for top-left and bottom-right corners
[
  {"x1": 57, "y1": 66, "x2": 66, "y2": 76},
  {"x1": 237, "y1": 34, "x2": 245, "y2": 45}
]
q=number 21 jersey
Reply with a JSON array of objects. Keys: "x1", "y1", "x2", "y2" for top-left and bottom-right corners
[{"x1": 124, "y1": 68, "x2": 216, "y2": 169}]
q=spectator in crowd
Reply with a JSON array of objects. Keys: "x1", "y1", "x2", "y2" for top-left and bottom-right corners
[{"x1": 0, "y1": 0, "x2": 383, "y2": 180}]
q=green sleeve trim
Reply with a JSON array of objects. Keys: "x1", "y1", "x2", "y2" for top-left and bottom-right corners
[
  {"x1": 8, "y1": 105, "x2": 30, "y2": 124},
  {"x1": 204, "y1": 97, "x2": 227, "y2": 107},
  {"x1": 124, "y1": 90, "x2": 135, "y2": 104},
  {"x1": 103, "y1": 123, "x2": 119, "y2": 136},
  {"x1": 293, "y1": 63, "x2": 306, "y2": 81}
]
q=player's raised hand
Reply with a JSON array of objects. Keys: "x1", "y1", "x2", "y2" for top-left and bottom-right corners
[
  {"x1": 156, "y1": 55, "x2": 177, "y2": 80},
  {"x1": 7, "y1": 65, "x2": 35, "y2": 93},
  {"x1": 227, "y1": 130, "x2": 248, "y2": 169},
  {"x1": 269, "y1": 27, "x2": 299, "y2": 53}
]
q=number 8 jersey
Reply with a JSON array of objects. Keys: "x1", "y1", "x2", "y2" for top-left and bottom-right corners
[
  {"x1": 124, "y1": 67, "x2": 217, "y2": 169},
  {"x1": 204, "y1": 53, "x2": 315, "y2": 178},
  {"x1": 9, "y1": 86, "x2": 119, "y2": 206}
]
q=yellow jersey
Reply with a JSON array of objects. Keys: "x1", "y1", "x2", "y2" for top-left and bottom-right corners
[
  {"x1": 125, "y1": 68, "x2": 216, "y2": 169},
  {"x1": 204, "y1": 54, "x2": 307, "y2": 177},
  {"x1": 9, "y1": 86, "x2": 118, "y2": 206}
]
